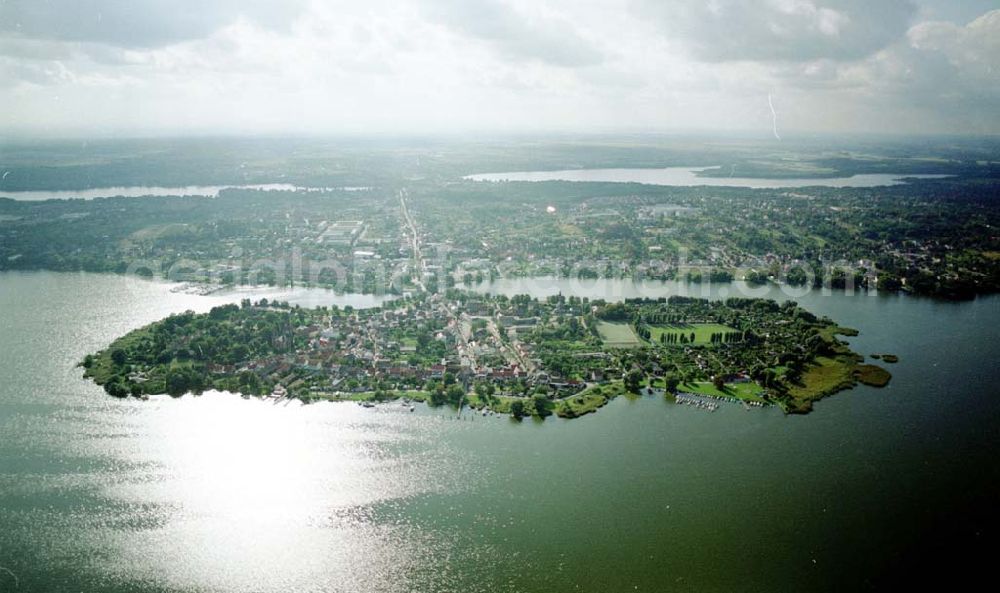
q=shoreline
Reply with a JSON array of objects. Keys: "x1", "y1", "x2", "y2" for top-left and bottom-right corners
[
  {"x1": 80, "y1": 291, "x2": 892, "y2": 420},
  {"x1": 1, "y1": 267, "x2": 989, "y2": 302}
]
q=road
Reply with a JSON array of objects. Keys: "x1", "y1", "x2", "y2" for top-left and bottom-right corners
[{"x1": 398, "y1": 188, "x2": 425, "y2": 291}]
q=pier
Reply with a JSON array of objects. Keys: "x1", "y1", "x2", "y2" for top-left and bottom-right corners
[{"x1": 674, "y1": 391, "x2": 771, "y2": 412}]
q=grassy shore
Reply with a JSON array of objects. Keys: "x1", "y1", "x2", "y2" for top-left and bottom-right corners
[
  {"x1": 782, "y1": 354, "x2": 892, "y2": 413},
  {"x1": 554, "y1": 381, "x2": 627, "y2": 418},
  {"x1": 855, "y1": 364, "x2": 892, "y2": 387}
]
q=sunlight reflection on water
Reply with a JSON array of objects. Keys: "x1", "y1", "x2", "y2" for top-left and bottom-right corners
[{"x1": 93, "y1": 392, "x2": 462, "y2": 591}]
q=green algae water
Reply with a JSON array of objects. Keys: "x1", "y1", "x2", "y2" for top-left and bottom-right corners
[{"x1": 2, "y1": 271, "x2": 999, "y2": 592}]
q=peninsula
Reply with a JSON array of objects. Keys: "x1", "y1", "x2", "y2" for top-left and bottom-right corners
[{"x1": 82, "y1": 290, "x2": 889, "y2": 418}]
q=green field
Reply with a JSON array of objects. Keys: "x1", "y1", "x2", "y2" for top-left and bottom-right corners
[
  {"x1": 597, "y1": 321, "x2": 641, "y2": 348},
  {"x1": 649, "y1": 323, "x2": 738, "y2": 345}
]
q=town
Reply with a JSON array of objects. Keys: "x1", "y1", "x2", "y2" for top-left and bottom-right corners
[
  {"x1": 4, "y1": 170, "x2": 997, "y2": 300},
  {"x1": 82, "y1": 288, "x2": 891, "y2": 418}
]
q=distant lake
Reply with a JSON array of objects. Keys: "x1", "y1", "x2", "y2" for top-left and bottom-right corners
[
  {"x1": 0, "y1": 184, "x2": 371, "y2": 201},
  {"x1": 465, "y1": 166, "x2": 951, "y2": 188}
]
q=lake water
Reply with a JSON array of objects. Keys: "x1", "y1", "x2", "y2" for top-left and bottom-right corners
[
  {"x1": 2, "y1": 271, "x2": 998, "y2": 592},
  {"x1": 0, "y1": 184, "x2": 372, "y2": 201},
  {"x1": 465, "y1": 167, "x2": 951, "y2": 188}
]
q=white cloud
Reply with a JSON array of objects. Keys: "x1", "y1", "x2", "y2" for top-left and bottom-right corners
[
  {"x1": 0, "y1": 0, "x2": 308, "y2": 48},
  {"x1": 0, "y1": 0, "x2": 995, "y2": 136},
  {"x1": 634, "y1": 0, "x2": 919, "y2": 62},
  {"x1": 419, "y1": 0, "x2": 605, "y2": 67}
]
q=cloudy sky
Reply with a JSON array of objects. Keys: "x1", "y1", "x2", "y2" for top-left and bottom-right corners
[{"x1": 1, "y1": 0, "x2": 997, "y2": 137}]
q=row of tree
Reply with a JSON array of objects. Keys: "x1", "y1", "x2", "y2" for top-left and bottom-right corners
[
  {"x1": 659, "y1": 331, "x2": 696, "y2": 344},
  {"x1": 708, "y1": 332, "x2": 744, "y2": 344}
]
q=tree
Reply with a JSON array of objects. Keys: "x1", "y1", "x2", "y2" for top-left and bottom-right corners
[
  {"x1": 103, "y1": 376, "x2": 129, "y2": 398},
  {"x1": 165, "y1": 369, "x2": 190, "y2": 396},
  {"x1": 429, "y1": 387, "x2": 447, "y2": 406},
  {"x1": 510, "y1": 399, "x2": 526, "y2": 418},
  {"x1": 446, "y1": 384, "x2": 464, "y2": 404},
  {"x1": 165, "y1": 367, "x2": 205, "y2": 396},
  {"x1": 417, "y1": 332, "x2": 432, "y2": 349},
  {"x1": 664, "y1": 373, "x2": 680, "y2": 393},
  {"x1": 624, "y1": 369, "x2": 644, "y2": 393},
  {"x1": 533, "y1": 394, "x2": 551, "y2": 417},
  {"x1": 238, "y1": 371, "x2": 262, "y2": 395},
  {"x1": 110, "y1": 348, "x2": 127, "y2": 366},
  {"x1": 712, "y1": 375, "x2": 726, "y2": 391}
]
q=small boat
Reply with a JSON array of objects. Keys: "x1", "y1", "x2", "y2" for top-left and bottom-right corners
[
  {"x1": 409, "y1": 405, "x2": 415, "y2": 412},
  {"x1": 361, "y1": 402, "x2": 375, "y2": 408}
]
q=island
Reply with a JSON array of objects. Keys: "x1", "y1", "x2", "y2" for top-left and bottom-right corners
[{"x1": 81, "y1": 290, "x2": 891, "y2": 418}]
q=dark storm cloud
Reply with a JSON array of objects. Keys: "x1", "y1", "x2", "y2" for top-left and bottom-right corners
[
  {"x1": 0, "y1": 0, "x2": 307, "y2": 48},
  {"x1": 421, "y1": 0, "x2": 604, "y2": 67},
  {"x1": 636, "y1": 0, "x2": 918, "y2": 62}
]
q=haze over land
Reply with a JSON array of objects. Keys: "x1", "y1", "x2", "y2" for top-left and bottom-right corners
[{"x1": 1, "y1": 0, "x2": 998, "y2": 137}]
